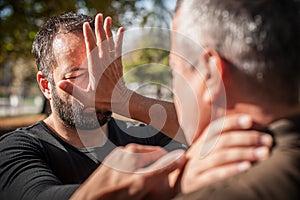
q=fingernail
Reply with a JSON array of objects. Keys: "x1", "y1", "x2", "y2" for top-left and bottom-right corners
[
  {"x1": 260, "y1": 134, "x2": 273, "y2": 146},
  {"x1": 238, "y1": 115, "x2": 252, "y2": 128},
  {"x1": 238, "y1": 162, "x2": 251, "y2": 171},
  {"x1": 254, "y1": 147, "x2": 269, "y2": 160}
]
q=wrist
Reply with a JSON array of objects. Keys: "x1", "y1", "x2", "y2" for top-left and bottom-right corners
[{"x1": 111, "y1": 84, "x2": 134, "y2": 117}]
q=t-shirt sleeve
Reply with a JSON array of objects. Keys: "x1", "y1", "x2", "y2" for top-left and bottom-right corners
[
  {"x1": 0, "y1": 132, "x2": 79, "y2": 200},
  {"x1": 151, "y1": 131, "x2": 187, "y2": 152},
  {"x1": 110, "y1": 119, "x2": 187, "y2": 151},
  {"x1": 136, "y1": 122, "x2": 187, "y2": 151}
]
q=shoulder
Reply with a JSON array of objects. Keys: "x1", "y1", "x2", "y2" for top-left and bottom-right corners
[
  {"x1": 0, "y1": 122, "x2": 48, "y2": 183},
  {"x1": 0, "y1": 121, "x2": 47, "y2": 153},
  {"x1": 176, "y1": 140, "x2": 300, "y2": 200},
  {"x1": 1, "y1": 122, "x2": 39, "y2": 140}
]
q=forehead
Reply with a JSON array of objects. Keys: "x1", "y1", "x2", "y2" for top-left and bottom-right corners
[
  {"x1": 53, "y1": 31, "x2": 85, "y2": 53},
  {"x1": 52, "y1": 32, "x2": 86, "y2": 66},
  {"x1": 53, "y1": 33, "x2": 86, "y2": 71}
]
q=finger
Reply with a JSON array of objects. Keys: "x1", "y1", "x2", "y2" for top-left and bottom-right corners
[
  {"x1": 83, "y1": 22, "x2": 97, "y2": 53},
  {"x1": 124, "y1": 144, "x2": 167, "y2": 154},
  {"x1": 95, "y1": 13, "x2": 107, "y2": 43},
  {"x1": 201, "y1": 161, "x2": 251, "y2": 182},
  {"x1": 125, "y1": 144, "x2": 168, "y2": 168},
  {"x1": 133, "y1": 151, "x2": 187, "y2": 199},
  {"x1": 95, "y1": 13, "x2": 109, "y2": 58},
  {"x1": 188, "y1": 114, "x2": 254, "y2": 157},
  {"x1": 104, "y1": 16, "x2": 115, "y2": 51},
  {"x1": 214, "y1": 131, "x2": 273, "y2": 149},
  {"x1": 223, "y1": 114, "x2": 253, "y2": 130},
  {"x1": 58, "y1": 80, "x2": 92, "y2": 106},
  {"x1": 139, "y1": 149, "x2": 187, "y2": 174},
  {"x1": 206, "y1": 115, "x2": 253, "y2": 139},
  {"x1": 107, "y1": 144, "x2": 169, "y2": 170},
  {"x1": 183, "y1": 161, "x2": 251, "y2": 194},
  {"x1": 115, "y1": 27, "x2": 124, "y2": 62},
  {"x1": 104, "y1": 16, "x2": 113, "y2": 38},
  {"x1": 83, "y1": 22, "x2": 98, "y2": 89},
  {"x1": 197, "y1": 146, "x2": 269, "y2": 171}
]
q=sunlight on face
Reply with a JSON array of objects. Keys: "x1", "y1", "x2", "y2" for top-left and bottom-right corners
[{"x1": 51, "y1": 32, "x2": 111, "y2": 129}]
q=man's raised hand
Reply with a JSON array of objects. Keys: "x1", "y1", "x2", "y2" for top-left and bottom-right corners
[{"x1": 58, "y1": 13, "x2": 131, "y2": 112}]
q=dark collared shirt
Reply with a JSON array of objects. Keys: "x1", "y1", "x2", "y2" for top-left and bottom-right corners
[{"x1": 175, "y1": 116, "x2": 300, "y2": 200}]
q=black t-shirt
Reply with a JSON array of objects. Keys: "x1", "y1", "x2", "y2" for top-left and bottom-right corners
[{"x1": 0, "y1": 118, "x2": 186, "y2": 200}]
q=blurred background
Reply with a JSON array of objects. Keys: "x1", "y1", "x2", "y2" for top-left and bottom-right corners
[{"x1": 0, "y1": 0, "x2": 177, "y2": 133}]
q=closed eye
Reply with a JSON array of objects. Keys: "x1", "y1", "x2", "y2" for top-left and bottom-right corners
[{"x1": 64, "y1": 70, "x2": 88, "y2": 80}]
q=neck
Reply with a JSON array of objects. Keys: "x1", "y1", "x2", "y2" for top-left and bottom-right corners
[
  {"x1": 225, "y1": 102, "x2": 300, "y2": 127},
  {"x1": 44, "y1": 114, "x2": 109, "y2": 148}
]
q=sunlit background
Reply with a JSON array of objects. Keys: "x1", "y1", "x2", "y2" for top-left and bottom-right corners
[
  {"x1": 0, "y1": 0, "x2": 177, "y2": 133},
  {"x1": 0, "y1": 0, "x2": 177, "y2": 118}
]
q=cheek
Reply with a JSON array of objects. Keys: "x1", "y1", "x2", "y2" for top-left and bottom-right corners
[
  {"x1": 173, "y1": 70, "x2": 203, "y2": 145},
  {"x1": 52, "y1": 84, "x2": 71, "y2": 102},
  {"x1": 72, "y1": 74, "x2": 89, "y2": 88}
]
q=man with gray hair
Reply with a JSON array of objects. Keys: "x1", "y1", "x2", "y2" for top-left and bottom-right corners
[
  {"x1": 0, "y1": 11, "x2": 271, "y2": 199},
  {"x1": 170, "y1": 0, "x2": 300, "y2": 199}
]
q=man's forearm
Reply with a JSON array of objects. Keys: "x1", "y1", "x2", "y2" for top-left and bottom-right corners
[{"x1": 115, "y1": 90, "x2": 186, "y2": 143}]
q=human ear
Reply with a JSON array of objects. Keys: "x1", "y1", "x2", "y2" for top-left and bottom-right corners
[
  {"x1": 37, "y1": 71, "x2": 52, "y2": 100},
  {"x1": 200, "y1": 49, "x2": 225, "y2": 104}
]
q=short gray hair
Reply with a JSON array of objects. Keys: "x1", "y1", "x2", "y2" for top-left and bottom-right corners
[{"x1": 176, "y1": 0, "x2": 300, "y2": 104}]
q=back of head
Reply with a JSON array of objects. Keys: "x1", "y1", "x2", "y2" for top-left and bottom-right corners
[
  {"x1": 32, "y1": 12, "x2": 92, "y2": 83},
  {"x1": 177, "y1": 0, "x2": 300, "y2": 105}
]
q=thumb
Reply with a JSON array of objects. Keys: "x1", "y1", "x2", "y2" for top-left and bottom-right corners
[
  {"x1": 139, "y1": 149, "x2": 187, "y2": 175},
  {"x1": 188, "y1": 114, "x2": 254, "y2": 157},
  {"x1": 58, "y1": 80, "x2": 91, "y2": 105},
  {"x1": 209, "y1": 115, "x2": 253, "y2": 135}
]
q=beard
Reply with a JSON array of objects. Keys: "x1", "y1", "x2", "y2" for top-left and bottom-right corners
[{"x1": 51, "y1": 86, "x2": 112, "y2": 130}]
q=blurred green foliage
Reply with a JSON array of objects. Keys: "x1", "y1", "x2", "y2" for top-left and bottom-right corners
[{"x1": 124, "y1": 48, "x2": 170, "y2": 84}]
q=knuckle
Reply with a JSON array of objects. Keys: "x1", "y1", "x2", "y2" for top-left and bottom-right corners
[
  {"x1": 125, "y1": 144, "x2": 138, "y2": 152},
  {"x1": 245, "y1": 147, "x2": 257, "y2": 160},
  {"x1": 129, "y1": 175, "x2": 146, "y2": 195},
  {"x1": 213, "y1": 150, "x2": 229, "y2": 163},
  {"x1": 222, "y1": 133, "x2": 234, "y2": 142},
  {"x1": 249, "y1": 131, "x2": 261, "y2": 143},
  {"x1": 223, "y1": 116, "x2": 239, "y2": 129},
  {"x1": 217, "y1": 133, "x2": 234, "y2": 147},
  {"x1": 231, "y1": 148, "x2": 248, "y2": 159}
]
